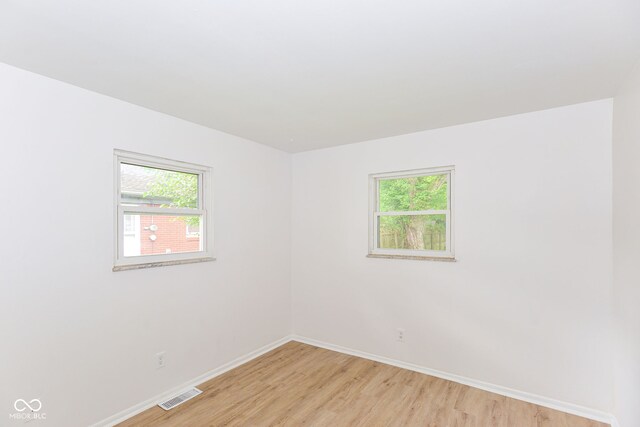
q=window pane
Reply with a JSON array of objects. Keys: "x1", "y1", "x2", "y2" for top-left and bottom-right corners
[
  {"x1": 378, "y1": 214, "x2": 446, "y2": 251},
  {"x1": 122, "y1": 214, "x2": 202, "y2": 257},
  {"x1": 378, "y1": 174, "x2": 448, "y2": 212},
  {"x1": 120, "y1": 163, "x2": 199, "y2": 209},
  {"x1": 123, "y1": 214, "x2": 137, "y2": 234}
]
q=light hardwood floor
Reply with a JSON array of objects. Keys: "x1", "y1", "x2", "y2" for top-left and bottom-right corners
[{"x1": 119, "y1": 341, "x2": 608, "y2": 427}]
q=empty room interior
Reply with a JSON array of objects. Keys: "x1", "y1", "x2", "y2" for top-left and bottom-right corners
[{"x1": 2, "y1": 1, "x2": 640, "y2": 426}]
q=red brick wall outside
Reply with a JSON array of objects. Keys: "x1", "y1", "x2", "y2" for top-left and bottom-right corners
[{"x1": 139, "y1": 215, "x2": 200, "y2": 255}]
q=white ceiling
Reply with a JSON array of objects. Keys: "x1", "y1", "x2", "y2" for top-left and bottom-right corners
[{"x1": 1, "y1": 1, "x2": 639, "y2": 152}]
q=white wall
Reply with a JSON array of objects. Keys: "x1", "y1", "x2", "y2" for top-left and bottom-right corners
[
  {"x1": 0, "y1": 59, "x2": 622, "y2": 425},
  {"x1": 612, "y1": 61, "x2": 640, "y2": 427},
  {"x1": 0, "y1": 63, "x2": 292, "y2": 426},
  {"x1": 292, "y1": 100, "x2": 614, "y2": 411}
]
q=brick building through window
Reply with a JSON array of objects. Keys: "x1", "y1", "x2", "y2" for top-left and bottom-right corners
[{"x1": 121, "y1": 164, "x2": 201, "y2": 257}]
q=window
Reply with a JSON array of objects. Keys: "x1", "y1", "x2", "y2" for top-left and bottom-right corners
[
  {"x1": 368, "y1": 166, "x2": 454, "y2": 260},
  {"x1": 114, "y1": 150, "x2": 214, "y2": 271}
]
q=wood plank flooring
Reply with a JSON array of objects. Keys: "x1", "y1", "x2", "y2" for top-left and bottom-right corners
[{"x1": 118, "y1": 341, "x2": 608, "y2": 427}]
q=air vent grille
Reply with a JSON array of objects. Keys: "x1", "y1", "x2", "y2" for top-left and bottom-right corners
[{"x1": 158, "y1": 388, "x2": 202, "y2": 411}]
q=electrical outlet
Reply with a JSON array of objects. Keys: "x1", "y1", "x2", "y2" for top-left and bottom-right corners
[
  {"x1": 396, "y1": 328, "x2": 405, "y2": 343},
  {"x1": 156, "y1": 351, "x2": 166, "y2": 369}
]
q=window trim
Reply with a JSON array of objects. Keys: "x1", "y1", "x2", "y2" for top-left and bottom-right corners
[
  {"x1": 368, "y1": 166, "x2": 455, "y2": 261},
  {"x1": 113, "y1": 149, "x2": 215, "y2": 271}
]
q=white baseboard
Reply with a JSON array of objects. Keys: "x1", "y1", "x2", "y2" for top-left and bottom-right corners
[
  {"x1": 292, "y1": 335, "x2": 615, "y2": 426},
  {"x1": 93, "y1": 334, "x2": 616, "y2": 427},
  {"x1": 91, "y1": 335, "x2": 293, "y2": 427}
]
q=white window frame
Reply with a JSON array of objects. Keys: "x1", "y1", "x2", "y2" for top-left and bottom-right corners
[
  {"x1": 368, "y1": 166, "x2": 455, "y2": 261},
  {"x1": 113, "y1": 149, "x2": 214, "y2": 271}
]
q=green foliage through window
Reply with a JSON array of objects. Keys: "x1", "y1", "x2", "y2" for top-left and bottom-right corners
[
  {"x1": 143, "y1": 168, "x2": 199, "y2": 225},
  {"x1": 379, "y1": 174, "x2": 447, "y2": 212},
  {"x1": 144, "y1": 169, "x2": 198, "y2": 209},
  {"x1": 377, "y1": 174, "x2": 448, "y2": 251}
]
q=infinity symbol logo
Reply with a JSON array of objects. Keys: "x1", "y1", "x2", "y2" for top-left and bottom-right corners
[{"x1": 14, "y1": 399, "x2": 42, "y2": 412}]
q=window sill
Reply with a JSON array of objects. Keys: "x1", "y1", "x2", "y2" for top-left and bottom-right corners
[
  {"x1": 113, "y1": 256, "x2": 216, "y2": 272},
  {"x1": 366, "y1": 253, "x2": 456, "y2": 262}
]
